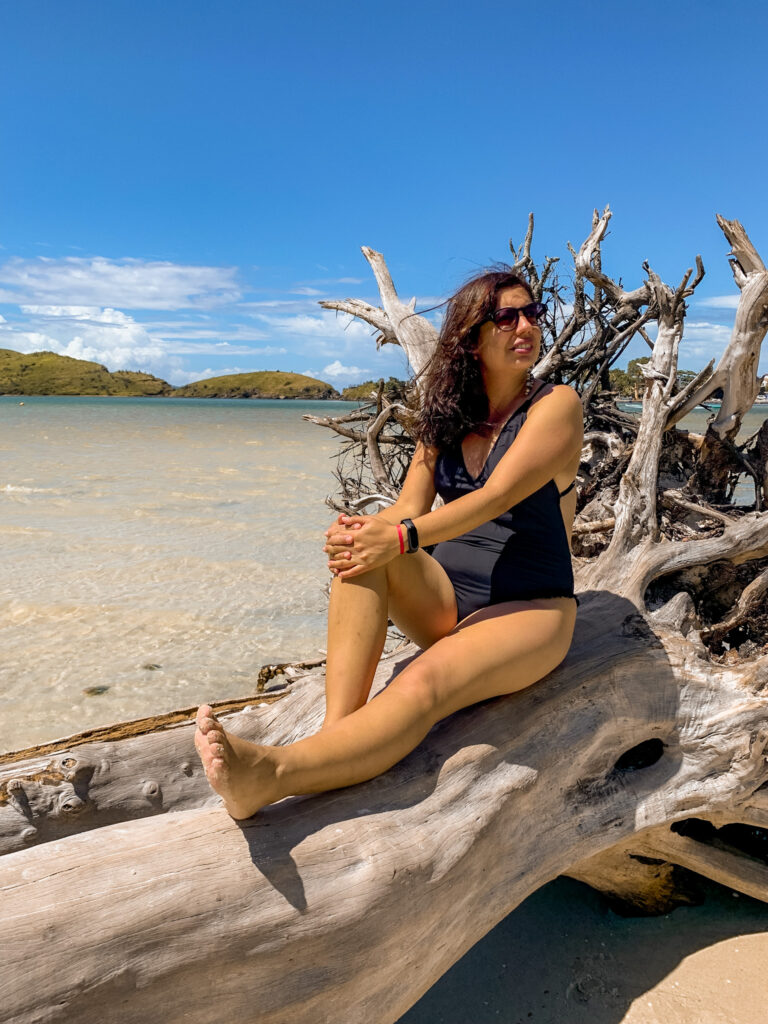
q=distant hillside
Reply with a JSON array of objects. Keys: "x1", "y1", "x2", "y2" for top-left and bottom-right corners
[
  {"x1": 340, "y1": 381, "x2": 380, "y2": 401},
  {"x1": 341, "y1": 377, "x2": 410, "y2": 402},
  {"x1": 174, "y1": 370, "x2": 340, "y2": 399},
  {"x1": 0, "y1": 349, "x2": 173, "y2": 396}
]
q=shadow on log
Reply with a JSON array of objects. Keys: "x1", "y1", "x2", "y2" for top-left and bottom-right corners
[{"x1": 3, "y1": 590, "x2": 768, "y2": 1023}]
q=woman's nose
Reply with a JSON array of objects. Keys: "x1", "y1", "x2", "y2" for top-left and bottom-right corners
[{"x1": 516, "y1": 313, "x2": 537, "y2": 333}]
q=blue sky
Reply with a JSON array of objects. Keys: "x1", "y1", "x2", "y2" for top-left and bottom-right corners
[{"x1": 1, "y1": 0, "x2": 767, "y2": 387}]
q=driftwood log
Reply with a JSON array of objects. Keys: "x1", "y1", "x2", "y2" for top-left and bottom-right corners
[{"x1": 2, "y1": 210, "x2": 768, "y2": 1023}]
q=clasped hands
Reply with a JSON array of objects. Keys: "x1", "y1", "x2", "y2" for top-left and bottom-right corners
[{"x1": 323, "y1": 514, "x2": 400, "y2": 579}]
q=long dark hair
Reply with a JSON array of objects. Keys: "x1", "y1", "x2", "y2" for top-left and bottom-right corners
[{"x1": 413, "y1": 268, "x2": 535, "y2": 451}]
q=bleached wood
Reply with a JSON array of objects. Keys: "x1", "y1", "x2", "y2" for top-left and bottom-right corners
[
  {"x1": 366, "y1": 402, "x2": 405, "y2": 499},
  {"x1": 573, "y1": 206, "x2": 651, "y2": 314},
  {"x1": 669, "y1": 217, "x2": 768, "y2": 435},
  {"x1": 700, "y1": 565, "x2": 768, "y2": 640},
  {"x1": 320, "y1": 247, "x2": 439, "y2": 378},
  {"x1": 3, "y1": 592, "x2": 768, "y2": 1024}
]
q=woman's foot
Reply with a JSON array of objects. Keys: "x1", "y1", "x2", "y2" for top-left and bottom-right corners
[{"x1": 194, "y1": 705, "x2": 282, "y2": 819}]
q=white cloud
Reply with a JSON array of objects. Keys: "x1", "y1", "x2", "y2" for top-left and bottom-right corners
[
  {"x1": 676, "y1": 320, "x2": 733, "y2": 364},
  {"x1": 302, "y1": 276, "x2": 365, "y2": 286},
  {"x1": 0, "y1": 257, "x2": 241, "y2": 309},
  {"x1": 0, "y1": 305, "x2": 175, "y2": 377},
  {"x1": 171, "y1": 366, "x2": 252, "y2": 385},
  {"x1": 696, "y1": 294, "x2": 740, "y2": 309},
  {"x1": 251, "y1": 310, "x2": 374, "y2": 341},
  {"x1": 159, "y1": 343, "x2": 288, "y2": 356},
  {"x1": 20, "y1": 304, "x2": 101, "y2": 317},
  {"x1": 237, "y1": 299, "x2": 326, "y2": 314},
  {"x1": 322, "y1": 360, "x2": 369, "y2": 379},
  {"x1": 144, "y1": 325, "x2": 272, "y2": 343}
]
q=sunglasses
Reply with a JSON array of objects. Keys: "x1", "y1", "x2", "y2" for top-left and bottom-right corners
[{"x1": 487, "y1": 301, "x2": 546, "y2": 331}]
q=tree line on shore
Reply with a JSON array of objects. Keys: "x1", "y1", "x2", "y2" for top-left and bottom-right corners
[{"x1": 3, "y1": 347, "x2": 766, "y2": 403}]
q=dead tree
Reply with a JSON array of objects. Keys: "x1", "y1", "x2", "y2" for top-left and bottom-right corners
[{"x1": 2, "y1": 210, "x2": 768, "y2": 1024}]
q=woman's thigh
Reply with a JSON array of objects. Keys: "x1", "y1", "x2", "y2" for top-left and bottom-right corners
[
  {"x1": 391, "y1": 597, "x2": 577, "y2": 720},
  {"x1": 385, "y1": 549, "x2": 459, "y2": 649}
]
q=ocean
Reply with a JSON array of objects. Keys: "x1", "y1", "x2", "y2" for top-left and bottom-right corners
[
  {"x1": 1, "y1": 396, "x2": 349, "y2": 753},
  {"x1": 2, "y1": 395, "x2": 767, "y2": 754}
]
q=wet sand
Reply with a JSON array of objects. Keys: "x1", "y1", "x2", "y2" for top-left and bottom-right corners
[{"x1": 401, "y1": 876, "x2": 768, "y2": 1024}]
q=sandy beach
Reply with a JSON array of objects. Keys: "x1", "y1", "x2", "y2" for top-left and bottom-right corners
[{"x1": 402, "y1": 876, "x2": 768, "y2": 1024}]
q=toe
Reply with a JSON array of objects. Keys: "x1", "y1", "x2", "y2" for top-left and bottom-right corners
[{"x1": 196, "y1": 704, "x2": 214, "y2": 728}]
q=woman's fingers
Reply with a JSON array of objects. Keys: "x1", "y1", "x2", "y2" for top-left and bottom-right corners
[
  {"x1": 327, "y1": 551, "x2": 353, "y2": 565},
  {"x1": 324, "y1": 519, "x2": 362, "y2": 539},
  {"x1": 338, "y1": 515, "x2": 367, "y2": 529},
  {"x1": 322, "y1": 533, "x2": 354, "y2": 555},
  {"x1": 336, "y1": 564, "x2": 368, "y2": 579}
]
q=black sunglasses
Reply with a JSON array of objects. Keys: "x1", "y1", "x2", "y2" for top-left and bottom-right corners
[{"x1": 487, "y1": 301, "x2": 546, "y2": 331}]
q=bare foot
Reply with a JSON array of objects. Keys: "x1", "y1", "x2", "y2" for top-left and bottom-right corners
[{"x1": 194, "y1": 705, "x2": 282, "y2": 819}]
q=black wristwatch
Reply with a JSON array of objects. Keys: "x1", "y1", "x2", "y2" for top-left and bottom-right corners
[{"x1": 400, "y1": 518, "x2": 419, "y2": 554}]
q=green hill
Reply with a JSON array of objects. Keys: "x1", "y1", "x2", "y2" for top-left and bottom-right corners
[
  {"x1": 340, "y1": 381, "x2": 380, "y2": 401},
  {"x1": 341, "y1": 377, "x2": 410, "y2": 402},
  {"x1": 0, "y1": 349, "x2": 173, "y2": 396},
  {"x1": 174, "y1": 370, "x2": 339, "y2": 399}
]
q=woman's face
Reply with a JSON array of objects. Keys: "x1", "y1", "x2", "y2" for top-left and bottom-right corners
[{"x1": 475, "y1": 285, "x2": 541, "y2": 380}]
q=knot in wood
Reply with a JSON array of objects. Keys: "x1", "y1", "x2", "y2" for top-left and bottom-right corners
[
  {"x1": 7, "y1": 778, "x2": 24, "y2": 794},
  {"x1": 57, "y1": 792, "x2": 86, "y2": 816},
  {"x1": 20, "y1": 826, "x2": 37, "y2": 843},
  {"x1": 59, "y1": 756, "x2": 83, "y2": 781},
  {"x1": 257, "y1": 663, "x2": 287, "y2": 692},
  {"x1": 142, "y1": 781, "x2": 161, "y2": 799}
]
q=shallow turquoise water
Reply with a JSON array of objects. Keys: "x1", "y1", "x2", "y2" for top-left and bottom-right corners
[{"x1": 0, "y1": 397, "x2": 354, "y2": 751}]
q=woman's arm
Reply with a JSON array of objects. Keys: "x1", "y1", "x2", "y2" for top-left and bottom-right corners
[{"x1": 330, "y1": 386, "x2": 582, "y2": 578}]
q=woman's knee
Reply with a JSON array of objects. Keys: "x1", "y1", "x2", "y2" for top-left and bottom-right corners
[{"x1": 391, "y1": 660, "x2": 444, "y2": 720}]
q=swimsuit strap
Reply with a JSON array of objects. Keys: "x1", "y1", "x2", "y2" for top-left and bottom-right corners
[
  {"x1": 558, "y1": 479, "x2": 576, "y2": 498},
  {"x1": 514, "y1": 378, "x2": 547, "y2": 420},
  {"x1": 496, "y1": 378, "x2": 547, "y2": 439}
]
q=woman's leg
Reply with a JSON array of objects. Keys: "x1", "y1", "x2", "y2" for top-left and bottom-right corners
[
  {"x1": 322, "y1": 550, "x2": 458, "y2": 726},
  {"x1": 195, "y1": 597, "x2": 576, "y2": 819}
]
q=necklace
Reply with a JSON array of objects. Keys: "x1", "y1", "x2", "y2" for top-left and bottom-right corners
[{"x1": 486, "y1": 369, "x2": 535, "y2": 428}]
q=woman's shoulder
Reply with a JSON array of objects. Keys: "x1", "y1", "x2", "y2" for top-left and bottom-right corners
[{"x1": 529, "y1": 381, "x2": 582, "y2": 414}]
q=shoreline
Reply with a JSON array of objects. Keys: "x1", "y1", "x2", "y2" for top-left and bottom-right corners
[{"x1": 4, "y1": 390, "x2": 768, "y2": 407}]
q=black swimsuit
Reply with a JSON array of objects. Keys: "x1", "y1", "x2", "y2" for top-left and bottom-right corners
[{"x1": 430, "y1": 382, "x2": 577, "y2": 621}]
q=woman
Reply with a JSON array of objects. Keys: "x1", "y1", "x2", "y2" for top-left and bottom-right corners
[{"x1": 194, "y1": 269, "x2": 583, "y2": 819}]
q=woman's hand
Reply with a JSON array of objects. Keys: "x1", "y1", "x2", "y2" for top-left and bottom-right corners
[
  {"x1": 323, "y1": 515, "x2": 359, "y2": 572},
  {"x1": 323, "y1": 514, "x2": 401, "y2": 579}
]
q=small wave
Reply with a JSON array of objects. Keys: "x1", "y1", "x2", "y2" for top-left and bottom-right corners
[
  {"x1": 2, "y1": 483, "x2": 60, "y2": 494},
  {"x1": 0, "y1": 525, "x2": 54, "y2": 535}
]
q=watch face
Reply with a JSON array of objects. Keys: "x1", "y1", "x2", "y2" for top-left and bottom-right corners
[{"x1": 402, "y1": 518, "x2": 418, "y2": 552}]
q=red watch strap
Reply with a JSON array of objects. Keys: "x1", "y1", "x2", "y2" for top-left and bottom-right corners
[{"x1": 396, "y1": 524, "x2": 405, "y2": 555}]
